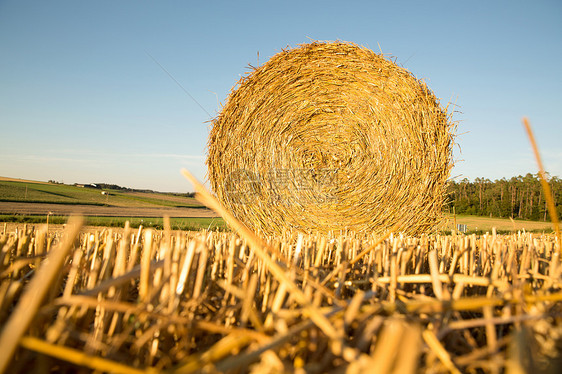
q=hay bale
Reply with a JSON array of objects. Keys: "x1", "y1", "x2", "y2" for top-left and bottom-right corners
[{"x1": 207, "y1": 41, "x2": 454, "y2": 236}]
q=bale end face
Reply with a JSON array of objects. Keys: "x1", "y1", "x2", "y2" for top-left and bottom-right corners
[{"x1": 207, "y1": 41, "x2": 454, "y2": 236}]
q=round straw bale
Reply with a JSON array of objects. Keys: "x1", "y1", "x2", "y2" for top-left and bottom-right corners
[{"x1": 207, "y1": 41, "x2": 454, "y2": 236}]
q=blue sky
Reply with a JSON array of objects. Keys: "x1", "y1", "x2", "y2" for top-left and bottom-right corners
[{"x1": 0, "y1": 1, "x2": 560, "y2": 192}]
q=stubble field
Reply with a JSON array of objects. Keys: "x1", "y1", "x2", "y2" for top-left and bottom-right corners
[
  {"x1": 0, "y1": 216, "x2": 561, "y2": 373},
  {"x1": 1, "y1": 177, "x2": 561, "y2": 373}
]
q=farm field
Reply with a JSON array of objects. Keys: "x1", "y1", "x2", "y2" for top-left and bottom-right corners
[
  {"x1": 0, "y1": 178, "x2": 217, "y2": 218},
  {"x1": 1, "y1": 176, "x2": 561, "y2": 372},
  {"x1": 3, "y1": 1, "x2": 561, "y2": 372},
  {"x1": 0, "y1": 177, "x2": 223, "y2": 231},
  {"x1": 443, "y1": 214, "x2": 555, "y2": 233},
  {"x1": 1, "y1": 218, "x2": 560, "y2": 373},
  {"x1": 0, "y1": 201, "x2": 215, "y2": 218},
  {"x1": 1, "y1": 176, "x2": 556, "y2": 234},
  {"x1": 0, "y1": 178, "x2": 204, "y2": 209},
  {"x1": 0, "y1": 216, "x2": 226, "y2": 233}
]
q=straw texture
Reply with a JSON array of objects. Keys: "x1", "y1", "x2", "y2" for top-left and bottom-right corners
[
  {"x1": 207, "y1": 41, "x2": 454, "y2": 236},
  {"x1": 2, "y1": 219, "x2": 562, "y2": 373}
]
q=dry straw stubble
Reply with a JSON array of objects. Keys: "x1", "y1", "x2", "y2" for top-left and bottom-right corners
[
  {"x1": 207, "y1": 41, "x2": 455, "y2": 236},
  {"x1": 2, "y1": 222, "x2": 561, "y2": 373}
]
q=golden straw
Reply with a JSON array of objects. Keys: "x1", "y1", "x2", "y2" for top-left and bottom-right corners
[
  {"x1": 522, "y1": 117, "x2": 561, "y2": 253},
  {"x1": 207, "y1": 41, "x2": 454, "y2": 236}
]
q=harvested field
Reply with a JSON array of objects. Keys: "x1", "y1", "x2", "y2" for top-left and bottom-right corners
[
  {"x1": 1, "y1": 216, "x2": 561, "y2": 373},
  {"x1": 0, "y1": 177, "x2": 51, "y2": 185}
]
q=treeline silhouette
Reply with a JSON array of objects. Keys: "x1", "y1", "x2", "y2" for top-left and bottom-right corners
[
  {"x1": 447, "y1": 173, "x2": 562, "y2": 221},
  {"x1": 70, "y1": 182, "x2": 196, "y2": 197}
]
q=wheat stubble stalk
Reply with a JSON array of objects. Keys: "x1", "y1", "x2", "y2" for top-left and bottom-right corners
[
  {"x1": 0, "y1": 217, "x2": 83, "y2": 374},
  {"x1": 523, "y1": 117, "x2": 561, "y2": 253}
]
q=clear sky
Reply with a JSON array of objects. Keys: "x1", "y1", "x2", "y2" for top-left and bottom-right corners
[{"x1": 1, "y1": 0, "x2": 560, "y2": 192}]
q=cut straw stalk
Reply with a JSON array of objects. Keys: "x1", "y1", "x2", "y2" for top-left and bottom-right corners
[
  {"x1": 173, "y1": 334, "x2": 254, "y2": 373},
  {"x1": 181, "y1": 169, "x2": 345, "y2": 347},
  {"x1": 19, "y1": 336, "x2": 157, "y2": 374},
  {"x1": 379, "y1": 292, "x2": 562, "y2": 314},
  {"x1": 0, "y1": 216, "x2": 83, "y2": 374},
  {"x1": 369, "y1": 319, "x2": 421, "y2": 374},
  {"x1": 374, "y1": 273, "x2": 509, "y2": 289},
  {"x1": 522, "y1": 117, "x2": 561, "y2": 253},
  {"x1": 423, "y1": 329, "x2": 461, "y2": 374},
  {"x1": 213, "y1": 306, "x2": 344, "y2": 372},
  {"x1": 139, "y1": 229, "x2": 153, "y2": 302}
]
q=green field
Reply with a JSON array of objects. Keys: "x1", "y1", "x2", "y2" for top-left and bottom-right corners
[
  {"x1": 443, "y1": 214, "x2": 555, "y2": 234},
  {"x1": 0, "y1": 214, "x2": 226, "y2": 231},
  {"x1": 2, "y1": 213, "x2": 554, "y2": 235},
  {"x1": 0, "y1": 180, "x2": 204, "y2": 208}
]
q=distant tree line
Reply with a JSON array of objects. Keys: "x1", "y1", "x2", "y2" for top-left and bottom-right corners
[
  {"x1": 93, "y1": 183, "x2": 135, "y2": 191},
  {"x1": 92, "y1": 183, "x2": 196, "y2": 197},
  {"x1": 447, "y1": 173, "x2": 562, "y2": 221},
  {"x1": 96, "y1": 183, "x2": 198, "y2": 197},
  {"x1": 69, "y1": 182, "x2": 195, "y2": 197}
]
